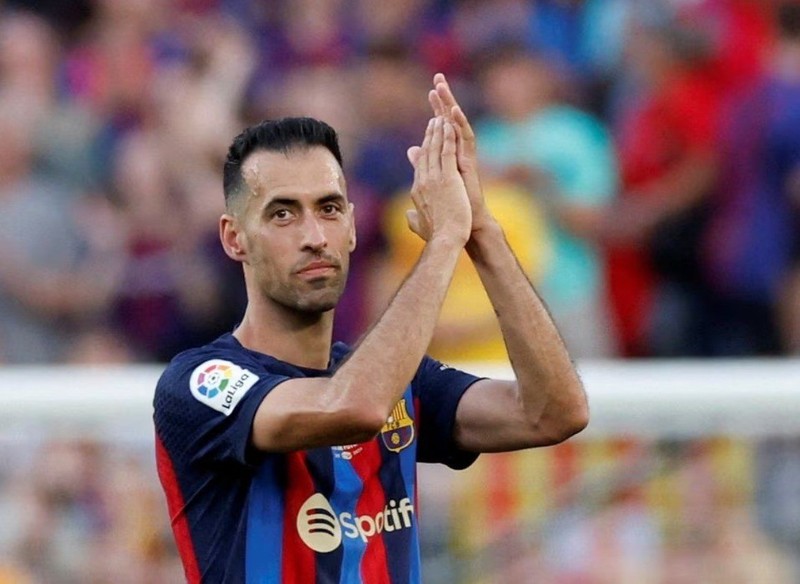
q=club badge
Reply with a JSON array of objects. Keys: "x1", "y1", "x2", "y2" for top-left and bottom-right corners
[{"x1": 381, "y1": 399, "x2": 415, "y2": 453}]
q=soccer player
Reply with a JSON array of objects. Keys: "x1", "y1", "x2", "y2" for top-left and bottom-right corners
[{"x1": 153, "y1": 75, "x2": 588, "y2": 583}]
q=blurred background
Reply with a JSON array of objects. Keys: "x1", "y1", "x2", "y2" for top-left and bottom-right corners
[{"x1": 0, "y1": 0, "x2": 799, "y2": 581}]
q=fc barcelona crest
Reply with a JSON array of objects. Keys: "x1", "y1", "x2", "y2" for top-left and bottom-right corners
[{"x1": 380, "y1": 399, "x2": 415, "y2": 452}]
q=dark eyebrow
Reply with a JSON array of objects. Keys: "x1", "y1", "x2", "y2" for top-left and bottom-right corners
[
  {"x1": 317, "y1": 193, "x2": 346, "y2": 206},
  {"x1": 261, "y1": 197, "x2": 300, "y2": 218},
  {"x1": 264, "y1": 197, "x2": 300, "y2": 210},
  {"x1": 262, "y1": 193, "x2": 346, "y2": 215}
]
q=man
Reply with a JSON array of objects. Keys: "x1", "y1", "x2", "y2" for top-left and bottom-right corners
[{"x1": 153, "y1": 75, "x2": 588, "y2": 583}]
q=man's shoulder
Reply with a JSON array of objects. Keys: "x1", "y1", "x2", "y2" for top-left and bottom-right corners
[
  {"x1": 155, "y1": 334, "x2": 261, "y2": 395},
  {"x1": 152, "y1": 334, "x2": 276, "y2": 427}
]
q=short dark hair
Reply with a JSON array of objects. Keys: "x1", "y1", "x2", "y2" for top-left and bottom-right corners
[{"x1": 223, "y1": 117, "x2": 343, "y2": 208}]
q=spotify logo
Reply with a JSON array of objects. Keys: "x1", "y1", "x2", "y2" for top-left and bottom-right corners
[
  {"x1": 296, "y1": 493, "x2": 415, "y2": 553},
  {"x1": 297, "y1": 494, "x2": 342, "y2": 553}
]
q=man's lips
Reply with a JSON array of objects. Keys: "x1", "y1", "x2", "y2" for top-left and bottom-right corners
[{"x1": 296, "y1": 261, "x2": 338, "y2": 277}]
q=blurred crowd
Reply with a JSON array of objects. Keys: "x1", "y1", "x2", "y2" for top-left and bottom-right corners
[
  {"x1": 1, "y1": 0, "x2": 800, "y2": 364},
  {"x1": 3, "y1": 1, "x2": 800, "y2": 582},
  {"x1": 0, "y1": 436, "x2": 182, "y2": 583}
]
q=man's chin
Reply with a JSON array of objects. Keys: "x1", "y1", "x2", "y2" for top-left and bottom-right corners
[
  {"x1": 290, "y1": 290, "x2": 342, "y2": 314},
  {"x1": 296, "y1": 299, "x2": 338, "y2": 314},
  {"x1": 265, "y1": 277, "x2": 345, "y2": 314}
]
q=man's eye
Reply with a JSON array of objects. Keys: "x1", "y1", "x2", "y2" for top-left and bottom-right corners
[
  {"x1": 273, "y1": 209, "x2": 290, "y2": 220},
  {"x1": 321, "y1": 204, "x2": 340, "y2": 215}
]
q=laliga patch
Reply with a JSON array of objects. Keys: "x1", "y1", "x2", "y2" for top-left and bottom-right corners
[{"x1": 189, "y1": 359, "x2": 259, "y2": 415}]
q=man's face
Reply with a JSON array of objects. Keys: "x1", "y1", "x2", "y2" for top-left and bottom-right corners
[{"x1": 232, "y1": 146, "x2": 355, "y2": 314}]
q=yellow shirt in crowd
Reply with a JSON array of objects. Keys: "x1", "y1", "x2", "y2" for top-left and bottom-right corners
[{"x1": 382, "y1": 180, "x2": 550, "y2": 363}]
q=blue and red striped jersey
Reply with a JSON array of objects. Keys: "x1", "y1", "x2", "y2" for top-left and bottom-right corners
[{"x1": 153, "y1": 333, "x2": 481, "y2": 583}]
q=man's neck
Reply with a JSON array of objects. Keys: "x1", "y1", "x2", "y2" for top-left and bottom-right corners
[{"x1": 233, "y1": 301, "x2": 334, "y2": 370}]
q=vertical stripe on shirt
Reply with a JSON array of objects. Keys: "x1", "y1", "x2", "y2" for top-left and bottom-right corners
[
  {"x1": 307, "y1": 448, "x2": 344, "y2": 583},
  {"x1": 377, "y1": 387, "x2": 418, "y2": 584},
  {"x1": 281, "y1": 451, "x2": 318, "y2": 583},
  {"x1": 331, "y1": 449, "x2": 367, "y2": 583},
  {"x1": 155, "y1": 434, "x2": 202, "y2": 584},
  {"x1": 246, "y1": 455, "x2": 285, "y2": 584},
  {"x1": 399, "y1": 392, "x2": 420, "y2": 584},
  {"x1": 350, "y1": 440, "x2": 391, "y2": 583}
]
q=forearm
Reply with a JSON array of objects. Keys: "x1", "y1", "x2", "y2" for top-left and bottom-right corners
[
  {"x1": 424, "y1": 72, "x2": 587, "y2": 449},
  {"x1": 332, "y1": 236, "x2": 463, "y2": 424},
  {"x1": 465, "y1": 221, "x2": 587, "y2": 436}
]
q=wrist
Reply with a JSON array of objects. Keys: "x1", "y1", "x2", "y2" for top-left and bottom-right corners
[
  {"x1": 465, "y1": 218, "x2": 503, "y2": 258},
  {"x1": 469, "y1": 214, "x2": 501, "y2": 240},
  {"x1": 428, "y1": 230, "x2": 469, "y2": 250}
]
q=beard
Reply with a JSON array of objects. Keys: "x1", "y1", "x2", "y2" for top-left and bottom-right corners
[{"x1": 260, "y1": 268, "x2": 348, "y2": 315}]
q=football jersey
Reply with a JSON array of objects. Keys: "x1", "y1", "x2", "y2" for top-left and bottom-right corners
[{"x1": 153, "y1": 333, "x2": 481, "y2": 583}]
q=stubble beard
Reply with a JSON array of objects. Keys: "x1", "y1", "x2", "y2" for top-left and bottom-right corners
[{"x1": 261, "y1": 271, "x2": 347, "y2": 315}]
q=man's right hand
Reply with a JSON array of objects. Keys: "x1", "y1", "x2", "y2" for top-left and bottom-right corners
[{"x1": 405, "y1": 116, "x2": 472, "y2": 246}]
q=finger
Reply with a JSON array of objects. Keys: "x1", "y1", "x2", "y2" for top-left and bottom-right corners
[
  {"x1": 434, "y1": 77, "x2": 476, "y2": 150},
  {"x1": 405, "y1": 209, "x2": 422, "y2": 237},
  {"x1": 407, "y1": 145, "x2": 421, "y2": 166},
  {"x1": 450, "y1": 115, "x2": 469, "y2": 172},
  {"x1": 417, "y1": 118, "x2": 434, "y2": 184},
  {"x1": 452, "y1": 105, "x2": 476, "y2": 143},
  {"x1": 428, "y1": 89, "x2": 446, "y2": 118},
  {"x1": 442, "y1": 120, "x2": 458, "y2": 175},
  {"x1": 427, "y1": 116, "x2": 444, "y2": 176},
  {"x1": 434, "y1": 73, "x2": 459, "y2": 112},
  {"x1": 409, "y1": 188, "x2": 422, "y2": 217}
]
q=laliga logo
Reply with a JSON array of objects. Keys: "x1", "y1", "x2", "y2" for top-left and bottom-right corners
[
  {"x1": 297, "y1": 493, "x2": 415, "y2": 553},
  {"x1": 189, "y1": 359, "x2": 259, "y2": 416},
  {"x1": 196, "y1": 363, "x2": 233, "y2": 398}
]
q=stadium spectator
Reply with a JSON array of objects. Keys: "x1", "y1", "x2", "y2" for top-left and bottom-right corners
[
  {"x1": 474, "y1": 44, "x2": 620, "y2": 358},
  {"x1": 603, "y1": 21, "x2": 722, "y2": 356},
  {"x1": 0, "y1": 12, "x2": 101, "y2": 191},
  {"x1": 671, "y1": 0, "x2": 774, "y2": 96},
  {"x1": 377, "y1": 177, "x2": 549, "y2": 363},
  {"x1": 108, "y1": 129, "x2": 230, "y2": 361},
  {"x1": 698, "y1": 1, "x2": 800, "y2": 356},
  {"x1": 526, "y1": 0, "x2": 634, "y2": 113},
  {"x1": 344, "y1": 46, "x2": 433, "y2": 343},
  {"x1": 450, "y1": 0, "x2": 533, "y2": 59},
  {"x1": 0, "y1": 96, "x2": 124, "y2": 363}
]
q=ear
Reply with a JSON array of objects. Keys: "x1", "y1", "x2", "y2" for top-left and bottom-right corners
[
  {"x1": 347, "y1": 202, "x2": 357, "y2": 252},
  {"x1": 220, "y1": 213, "x2": 247, "y2": 263}
]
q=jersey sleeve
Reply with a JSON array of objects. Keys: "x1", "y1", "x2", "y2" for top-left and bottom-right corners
[
  {"x1": 412, "y1": 355, "x2": 483, "y2": 470},
  {"x1": 153, "y1": 351, "x2": 289, "y2": 471}
]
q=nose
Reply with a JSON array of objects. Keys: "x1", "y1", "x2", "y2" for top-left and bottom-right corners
[{"x1": 300, "y1": 215, "x2": 328, "y2": 252}]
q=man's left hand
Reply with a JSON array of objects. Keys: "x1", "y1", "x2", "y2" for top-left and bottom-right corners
[{"x1": 428, "y1": 73, "x2": 494, "y2": 234}]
